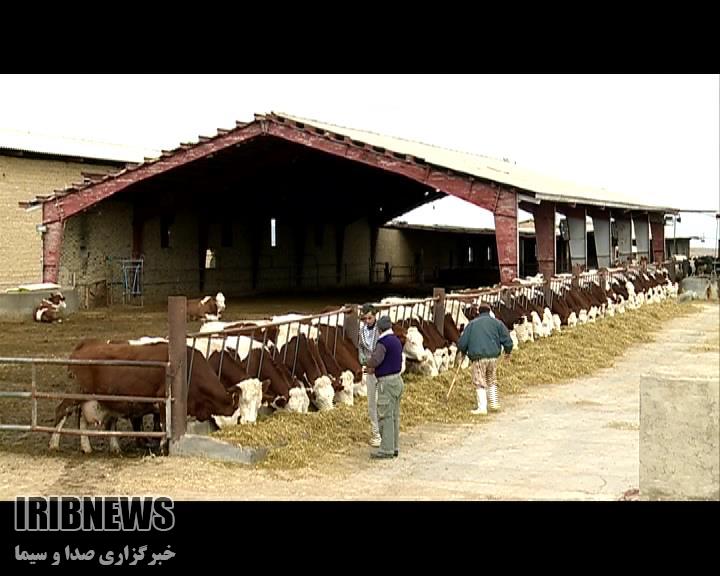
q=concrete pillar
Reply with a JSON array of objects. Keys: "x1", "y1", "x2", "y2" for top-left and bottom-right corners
[
  {"x1": 634, "y1": 214, "x2": 650, "y2": 262},
  {"x1": 591, "y1": 212, "x2": 612, "y2": 268},
  {"x1": 565, "y1": 206, "x2": 587, "y2": 269},
  {"x1": 615, "y1": 215, "x2": 633, "y2": 263}
]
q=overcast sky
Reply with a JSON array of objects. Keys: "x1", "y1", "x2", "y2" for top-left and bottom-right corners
[{"x1": 1, "y1": 74, "x2": 718, "y2": 244}]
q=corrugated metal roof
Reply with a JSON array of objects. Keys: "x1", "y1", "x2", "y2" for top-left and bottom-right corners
[
  {"x1": 274, "y1": 112, "x2": 680, "y2": 213},
  {"x1": 0, "y1": 128, "x2": 157, "y2": 163},
  {"x1": 20, "y1": 112, "x2": 679, "y2": 216}
]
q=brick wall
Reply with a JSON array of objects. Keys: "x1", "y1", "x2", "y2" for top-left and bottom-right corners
[
  {"x1": 59, "y1": 200, "x2": 133, "y2": 299},
  {"x1": 0, "y1": 155, "x2": 120, "y2": 290}
]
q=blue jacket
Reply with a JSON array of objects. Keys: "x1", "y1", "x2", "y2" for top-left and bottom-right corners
[{"x1": 457, "y1": 311, "x2": 513, "y2": 360}]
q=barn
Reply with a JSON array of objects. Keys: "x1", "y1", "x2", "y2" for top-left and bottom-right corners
[{"x1": 20, "y1": 112, "x2": 678, "y2": 304}]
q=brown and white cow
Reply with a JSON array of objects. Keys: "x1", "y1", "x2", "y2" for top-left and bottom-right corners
[
  {"x1": 280, "y1": 334, "x2": 335, "y2": 411},
  {"x1": 33, "y1": 291, "x2": 67, "y2": 323},
  {"x1": 187, "y1": 292, "x2": 226, "y2": 321},
  {"x1": 49, "y1": 340, "x2": 239, "y2": 453},
  {"x1": 238, "y1": 347, "x2": 310, "y2": 413}
]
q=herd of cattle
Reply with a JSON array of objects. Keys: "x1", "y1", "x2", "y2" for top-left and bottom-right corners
[{"x1": 45, "y1": 268, "x2": 679, "y2": 454}]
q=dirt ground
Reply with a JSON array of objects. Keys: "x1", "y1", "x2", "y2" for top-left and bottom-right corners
[{"x1": 1, "y1": 300, "x2": 717, "y2": 500}]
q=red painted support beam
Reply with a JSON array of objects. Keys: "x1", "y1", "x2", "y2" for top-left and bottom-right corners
[
  {"x1": 42, "y1": 124, "x2": 264, "y2": 224},
  {"x1": 42, "y1": 220, "x2": 63, "y2": 283},
  {"x1": 534, "y1": 201, "x2": 556, "y2": 279},
  {"x1": 493, "y1": 189, "x2": 518, "y2": 284}
]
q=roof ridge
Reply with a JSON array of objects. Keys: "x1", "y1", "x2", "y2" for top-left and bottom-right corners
[{"x1": 269, "y1": 111, "x2": 510, "y2": 164}]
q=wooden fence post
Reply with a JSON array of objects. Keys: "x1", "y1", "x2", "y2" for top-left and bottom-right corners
[{"x1": 168, "y1": 296, "x2": 187, "y2": 448}]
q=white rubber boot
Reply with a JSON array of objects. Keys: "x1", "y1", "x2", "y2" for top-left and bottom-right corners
[{"x1": 471, "y1": 388, "x2": 488, "y2": 415}]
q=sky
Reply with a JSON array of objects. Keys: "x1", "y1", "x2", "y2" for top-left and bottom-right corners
[{"x1": 1, "y1": 74, "x2": 718, "y2": 245}]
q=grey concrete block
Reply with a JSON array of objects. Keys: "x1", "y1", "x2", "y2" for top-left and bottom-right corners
[
  {"x1": 0, "y1": 287, "x2": 78, "y2": 322},
  {"x1": 680, "y1": 277, "x2": 718, "y2": 300},
  {"x1": 185, "y1": 419, "x2": 218, "y2": 436},
  {"x1": 640, "y1": 378, "x2": 720, "y2": 500},
  {"x1": 169, "y1": 434, "x2": 268, "y2": 464}
]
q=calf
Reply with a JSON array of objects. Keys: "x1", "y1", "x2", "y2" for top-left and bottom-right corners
[
  {"x1": 33, "y1": 291, "x2": 67, "y2": 323},
  {"x1": 187, "y1": 292, "x2": 226, "y2": 321}
]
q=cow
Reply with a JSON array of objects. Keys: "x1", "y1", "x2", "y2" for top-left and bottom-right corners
[
  {"x1": 280, "y1": 334, "x2": 335, "y2": 411},
  {"x1": 312, "y1": 338, "x2": 354, "y2": 406},
  {"x1": 206, "y1": 351, "x2": 266, "y2": 425},
  {"x1": 317, "y1": 325, "x2": 364, "y2": 383},
  {"x1": 187, "y1": 292, "x2": 226, "y2": 321},
  {"x1": 192, "y1": 320, "x2": 310, "y2": 414},
  {"x1": 49, "y1": 340, "x2": 238, "y2": 453},
  {"x1": 443, "y1": 314, "x2": 461, "y2": 344},
  {"x1": 238, "y1": 347, "x2": 310, "y2": 413},
  {"x1": 33, "y1": 291, "x2": 67, "y2": 323}
]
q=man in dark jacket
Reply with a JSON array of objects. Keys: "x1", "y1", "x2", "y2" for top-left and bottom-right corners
[
  {"x1": 456, "y1": 303, "x2": 513, "y2": 414},
  {"x1": 365, "y1": 315, "x2": 404, "y2": 459}
]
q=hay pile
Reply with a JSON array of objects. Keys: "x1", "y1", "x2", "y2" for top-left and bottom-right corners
[{"x1": 216, "y1": 300, "x2": 696, "y2": 469}]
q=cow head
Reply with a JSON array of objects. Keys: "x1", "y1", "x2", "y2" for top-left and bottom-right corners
[
  {"x1": 403, "y1": 327, "x2": 425, "y2": 361},
  {"x1": 235, "y1": 378, "x2": 263, "y2": 424},
  {"x1": 55, "y1": 293, "x2": 66, "y2": 308},
  {"x1": 215, "y1": 292, "x2": 226, "y2": 315},
  {"x1": 354, "y1": 376, "x2": 368, "y2": 398},
  {"x1": 287, "y1": 386, "x2": 310, "y2": 413},
  {"x1": 312, "y1": 376, "x2": 335, "y2": 411},
  {"x1": 334, "y1": 370, "x2": 355, "y2": 406}
]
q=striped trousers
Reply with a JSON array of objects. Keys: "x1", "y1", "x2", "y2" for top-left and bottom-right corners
[{"x1": 471, "y1": 358, "x2": 498, "y2": 390}]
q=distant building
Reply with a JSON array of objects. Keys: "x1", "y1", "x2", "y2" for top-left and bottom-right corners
[{"x1": 665, "y1": 237, "x2": 693, "y2": 259}]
